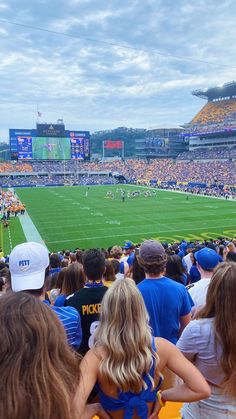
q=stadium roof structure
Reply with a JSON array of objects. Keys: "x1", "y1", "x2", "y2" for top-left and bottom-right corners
[{"x1": 192, "y1": 81, "x2": 236, "y2": 101}]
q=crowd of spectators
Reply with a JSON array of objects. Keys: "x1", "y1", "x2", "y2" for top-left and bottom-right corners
[
  {"x1": 0, "y1": 157, "x2": 236, "y2": 188},
  {"x1": 0, "y1": 174, "x2": 116, "y2": 187},
  {"x1": 0, "y1": 162, "x2": 33, "y2": 172},
  {"x1": 177, "y1": 147, "x2": 236, "y2": 161},
  {"x1": 186, "y1": 99, "x2": 236, "y2": 134},
  {"x1": 0, "y1": 236, "x2": 236, "y2": 418}
]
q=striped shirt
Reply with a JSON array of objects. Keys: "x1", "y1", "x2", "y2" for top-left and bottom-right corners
[{"x1": 43, "y1": 300, "x2": 82, "y2": 349}]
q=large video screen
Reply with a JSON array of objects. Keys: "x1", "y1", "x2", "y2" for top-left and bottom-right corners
[
  {"x1": 33, "y1": 137, "x2": 71, "y2": 160},
  {"x1": 9, "y1": 128, "x2": 90, "y2": 160}
]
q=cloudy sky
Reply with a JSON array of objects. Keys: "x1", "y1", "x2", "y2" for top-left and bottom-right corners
[{"x1": 0, "y1": 0, "x2": 236, "y2": 141}]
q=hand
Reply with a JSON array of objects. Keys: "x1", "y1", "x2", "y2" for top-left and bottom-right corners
[{"x1": 148, "y1": 400, "x2": 161, "y2": 419}]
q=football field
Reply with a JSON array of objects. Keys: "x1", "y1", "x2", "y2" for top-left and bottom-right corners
[{"x1": 3, "y1": 185, "x2": 236, "y2": 253}]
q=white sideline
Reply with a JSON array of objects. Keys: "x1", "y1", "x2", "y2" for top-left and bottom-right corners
[{"x1": 19, "y1": 211, "x2": 49, "y2": 251}]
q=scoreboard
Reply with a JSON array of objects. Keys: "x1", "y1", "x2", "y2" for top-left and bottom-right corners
[
  {"x1": 70, "y1": 131, "x2": 90, "y2": 159},
  {"x1": 9, "y1": 127, "x2": 90, "y2": 160}
]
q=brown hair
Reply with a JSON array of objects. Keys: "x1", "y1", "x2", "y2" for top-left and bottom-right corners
[
  {"x1": 56, "y1": 267, "x2": 68, "y2": 289},
  {"x1": 137, "y1": 254, "x2": 167, "y2": 276},
  {"x1": 103, "y1": 260, "x2": 116, "y2": 282},
  {"x1": 197, "y1": 262, "x2": 236, "y2": 397},
  {"x1": 110, "y1": 245, "x2": 123, "y2": 259},
  {"x1": 61, "y1": 263, "x2": 85, "y2": 296},
  {"x1": 0, "y1": 292, "x2": 80, "y2": 419}
]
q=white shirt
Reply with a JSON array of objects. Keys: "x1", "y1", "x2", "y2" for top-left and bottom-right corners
[
  {"x1": 188, "y1": 277, "x2": 211, "y2": 309},
  {"x1": 177, "y1": 318, "x2": 224, "y2": 386},
  {"x1": 183, "y1": 253, "x2": 192, "y2": 273}
]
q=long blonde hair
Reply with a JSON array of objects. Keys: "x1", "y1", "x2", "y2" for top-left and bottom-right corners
[
  {"x1": 197, "y1": 262, "x2": 236, "y2": 398},
  {"x1": 94, "y1": 279, "x2": 159, "y2": 393}
]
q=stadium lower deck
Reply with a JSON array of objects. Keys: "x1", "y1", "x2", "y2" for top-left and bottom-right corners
[{"x1": 2, "y1": 185, "x2": 235, "y2": 254}]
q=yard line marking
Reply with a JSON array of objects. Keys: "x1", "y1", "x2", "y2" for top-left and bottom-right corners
[
  {"x1": 8, "y1": 226, "x2": 13, "y2": 251},
  {"x1": 46, "y1": 224, "x2": 236, "y2": 244}
]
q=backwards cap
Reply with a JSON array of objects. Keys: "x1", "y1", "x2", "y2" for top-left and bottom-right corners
[{"x1": 195, "y1": 247, "x2": 221, "y2": 270}]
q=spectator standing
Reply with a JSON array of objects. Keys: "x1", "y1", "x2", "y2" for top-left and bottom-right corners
[
  {"x1": 65, "y1": 248, "x2": 108, "y2": 355},
  {"x1": 9, "y1": 242, "x2": 82, "y2": 350},
  {"x1": 0, "y1": 293, "x2": 108, "y2": 419},
  {"x1": 137, "y1": 240, "x2": 193, "y2": 344},
  {"x1": 165, "y1": 254, "x2": 188, "y2": 285},
  {"x1": 76, "y1": 279, "x2": 210, "y2": 418},
  {"x1": 177, "y1": 262, "x2": 236, "y2": 418},
  {"x1": 102, "y1": 259, "x2": 116, "y2": 287},
  {"x1": 188, "y1": 247, "x2": 221, "y2": 312},
  {"x1": 54, "y1": 263, "x2": 85, "y2": 307}
]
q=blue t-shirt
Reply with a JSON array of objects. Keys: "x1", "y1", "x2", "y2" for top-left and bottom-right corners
[
  {"x1": 54, "y1": 294, "x2": 66, "y2": 307},
  {"x1": 189, "y1": 265, "x2": 201, "y2": 283},
  {"x1": 43, "y1": 300, "x2": 82, "y2": 349},
  {"x1": 138, "y1": 276, "x2": 193, "y2": 344}
]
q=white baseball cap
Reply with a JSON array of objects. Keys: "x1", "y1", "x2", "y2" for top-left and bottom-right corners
[{"x1": 9, "y1": 242, "x2": 49, "y2": 292}]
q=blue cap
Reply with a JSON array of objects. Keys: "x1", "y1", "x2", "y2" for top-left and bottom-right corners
[
  {"x1": 195, "y1": 247, "x2": 221, "y2": 270},
  {"x1": 124, "y1": 241, "x2": 134, "y2": 249}
]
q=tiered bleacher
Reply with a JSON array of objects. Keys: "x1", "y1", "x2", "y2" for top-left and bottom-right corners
[
  {"x1": 0, "y1": 159, "x2": 235, "y2": 197},
  {"x1": 189, "y1": 99, "x2": 236, "y2": 133}
]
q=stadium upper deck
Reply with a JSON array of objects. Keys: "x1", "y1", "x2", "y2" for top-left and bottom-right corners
[{"x1": 183, "y1": 82, "x2": 236, "y2": 149}]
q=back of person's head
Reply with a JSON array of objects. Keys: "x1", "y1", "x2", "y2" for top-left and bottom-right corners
[
  {"x1": 137, "y1": 240, "x2": 167, "y2": 276},
  {"x1": 0, "y1": 267, "x2": 11, "y2": 293},
  {"x1": 195, "y1": 247, "x2": 221, "y2": 273},
  {"x1": 9, "y1": 242, "x2": 49, "y2": 293},
  {"x1": 110, "y1": 245, "x2": 123, "y2": 259},
  {"x1": 62, "y1": 263, "x2": 85, "y2": 296},
  {"x1": 130, "y1": 253, "x2": 145, "y2": 285},
  {"x1": 111, "y1": 259, "x2": 120, "y2": 275},
  {"x1": 218, "y1": 244, "x2": 225, "y2": 258},
  {"x1": 83, "y1": 248, "x2": 105, "y2": 281},
  {"x1": 165, "y1": 254, "x2": 185, "y2": 284},
  {"x1": 69, "y1": 253, "x2": 76, "y2": 263},
  {"x1": 197, "y1": 262, "x2": 236, "y2": 398},
  {"x1": 0, "y1": 292, "x2": 80, "y2": 419},
  {"x1": 103, "y1": 259, "x2": 116, "y2": 282},
  {"x1": 61, "y1": 258, "x2": 69, "y2": 268},
  {"x1": 55, "y1": 267, "x2": 68, "y2": 290},
  {"x1": 94, "y1": 279, "x2": 159, "y2": 393},
  {"x1": 0, "y1": 261, "x2": 8, "y2": 270},
  {"x1": 226, "y1": 251, "x2": 236, "y2": 263},
  {"x1": 75, "y1": 250, "x2": 83, "y2": 264},
  {"x1": 50, "y1": 253, "x2": 61, "y2": 269}
]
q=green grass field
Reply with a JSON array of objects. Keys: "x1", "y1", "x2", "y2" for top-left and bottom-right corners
[{"x1": 6, "y1": 185, "x2": 235, "y2": 253}]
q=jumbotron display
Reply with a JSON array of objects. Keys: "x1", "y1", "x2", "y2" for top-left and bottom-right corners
[{"x1": 9, "y1": 124, "x2": 90, "y2": 160}]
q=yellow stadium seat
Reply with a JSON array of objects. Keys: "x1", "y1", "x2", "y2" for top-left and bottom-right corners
[
  {"x1": 93, "y1": 402, "x2": 182, "y2": 419},
  {"x1": 159, "y1": 402, "x2": 182, "y2": 418}
]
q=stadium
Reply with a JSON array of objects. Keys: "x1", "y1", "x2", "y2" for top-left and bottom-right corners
[
  {"x1": 1, "y1": 81, "x2": 236, "y2": 419},
  {"x1": 0, "y1": 82, "x2": 235, "y2": 254}
]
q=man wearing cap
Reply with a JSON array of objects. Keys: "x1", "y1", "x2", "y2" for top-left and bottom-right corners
[
  {"x1": 187, "y1": 247, "x2": 221, "y2": 311},
  {"x1": 122, "y1": 241, "x2": 135, "y2": 267},
  {"x1": 9, "y1": 242, "x2": 82, "y2": 350},
  {"x1": 137, "y1": 240, "x2": 193, "y2": 344}
]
